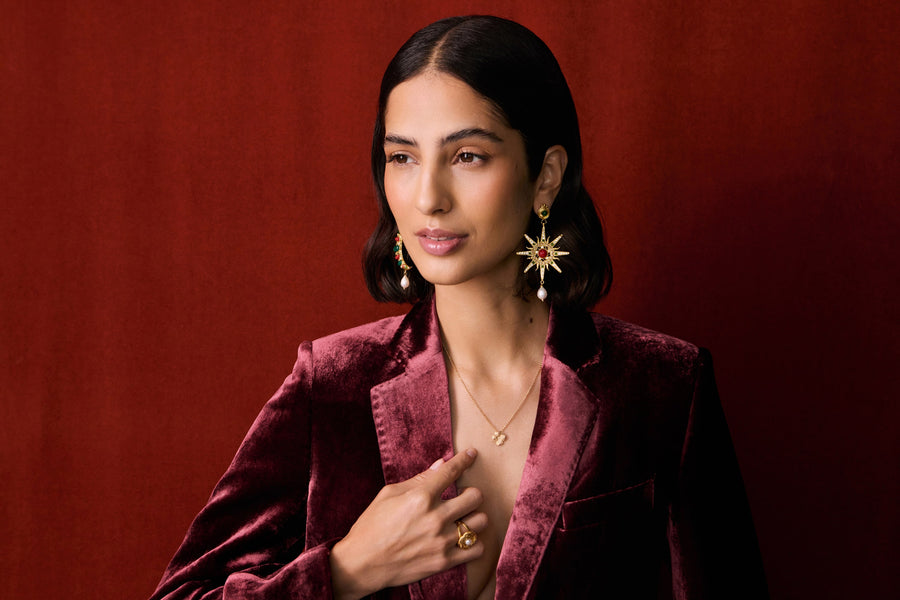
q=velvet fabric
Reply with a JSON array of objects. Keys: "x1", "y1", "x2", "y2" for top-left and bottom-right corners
[{"x1": 150, "y1": 300, "x2": 767, "y2": 599}]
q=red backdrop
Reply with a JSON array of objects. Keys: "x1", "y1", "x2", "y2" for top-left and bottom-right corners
[{"x1": 2, "y1": 1, "x2": 897, "y2": 598}]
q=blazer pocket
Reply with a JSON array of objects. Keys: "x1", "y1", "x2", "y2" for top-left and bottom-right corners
[
  {"x1": 540, "y1": 477, "x2": 660, "y2": 596},
  {"x1": 558, "y1": 476, "x2": 655, "y2": 531}
]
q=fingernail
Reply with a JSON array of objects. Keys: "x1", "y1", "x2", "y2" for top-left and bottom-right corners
[
  {"x1": 429, "y1": 458, "x2": 444, "y2": 470},
  {"x1": 466, "y1": 448, "x2": 477, "y2": 458}
]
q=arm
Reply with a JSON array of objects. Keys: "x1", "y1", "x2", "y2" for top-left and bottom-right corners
[
  {"x1": 667, "y1": 349, "x2": 769, "y2": 599},
  {"x1": 151, "y1": 342, "x2": 486, "y2": 600},
  {"x1": 150, "y1": 342, "x2": 334, "y2": 599}
]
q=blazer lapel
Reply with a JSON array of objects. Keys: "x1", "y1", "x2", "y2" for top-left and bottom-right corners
[
  {"x1": 495, "y1": 309, "x2": 603, "y2": 599},
  {"x1": 370, "y1": 355, "x2": 453, "y2": 483},
  {"x1": 369, "y1": 300, "x2": 467, "y2": 600},
  {"x1": 368, "y1": 303, "x2": 603, "y2": 600}
]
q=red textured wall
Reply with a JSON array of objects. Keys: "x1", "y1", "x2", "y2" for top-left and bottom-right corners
[{"x1": 2, "y1": 1, "x2": 897, "y2": 598}]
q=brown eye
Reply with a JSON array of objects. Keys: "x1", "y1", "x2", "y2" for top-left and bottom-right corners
[
  {"x1": 388, "y1": 153, "x2": 411, "y2": 164},
  {"x1": 456, "y1": 151, "x2": 486, "y2": 165}
]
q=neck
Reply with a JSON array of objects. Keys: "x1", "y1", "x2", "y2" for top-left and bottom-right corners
[{"x1": 434, "y1": 281, "x2": 549, "y2": 377}]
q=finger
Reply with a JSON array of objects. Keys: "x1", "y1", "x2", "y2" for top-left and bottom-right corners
[
  {"x1": 453, "y1": 511, "x2": 488, "y2": 533},
  {"x1": 448, "y1": 542, "x2": 485, "y2": 565},
  {"x1": 395, "y1": 456, "x2": 448, "y2": 492},
  {"x1": 440, "y1": 510, "x2": 488, "y2": 566},
  {"x1": 423, "y1": 448, "x2": 477, "y2": 496},
  {"x1": 444, "y1": 527, "x2": 486, "y2": 565},
  {"x1": 448, "y1": 540, "x2": 484, "y2": 567},
  {"x1": 440, "y1": 485, "x2": 484, "y2": 521}
]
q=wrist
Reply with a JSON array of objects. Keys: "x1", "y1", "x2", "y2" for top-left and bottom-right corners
[{"x1": 329, "y1": 538, "x2": 379, "y2": 600}]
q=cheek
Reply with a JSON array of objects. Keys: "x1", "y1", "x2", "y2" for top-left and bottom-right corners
[
  {"x1": 467, "y1": 173, "x2": 532, "y2": 225},
  {"x1": 383, "y1": 172, "x2": 406, "y2": 218}
]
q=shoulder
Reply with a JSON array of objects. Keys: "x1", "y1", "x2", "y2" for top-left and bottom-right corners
[
  {"x1": 312, "y1": 313, "x2": 406, "y2": 355},
  {"x1": 287, "y1": 301, "x2": 438, "y2": 395},
  {"x1": 586, "y1": 312, "x2": 705, "y2": 382},
  {"x1": 591, "y1": 313, "x2": 699, "y2": 359},
  {"x1": 303, "y1": 313, "x2": 407, "y2": 378}
]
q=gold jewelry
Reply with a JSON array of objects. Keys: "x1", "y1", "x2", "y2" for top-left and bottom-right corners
[
  {"x1": 456, "y1": 520, "x2": 477, "y2": 550},
  {"x1": 393, "y1": 233, "x2": 412, "y2": 289},
  {"x1": 444, "y1": 348, "x2": 542, "y2": 447},
  {"x1": 516, "y1": 204, "x2": 569, "y2": 301}
]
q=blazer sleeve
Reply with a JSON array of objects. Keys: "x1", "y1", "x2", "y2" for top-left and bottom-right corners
[
  {"x1": 150, "y1": 341, "x2": 337, "y2": 599},
  {"x1": 667, "y1": 349, "x2": 769, "y2": 599}
]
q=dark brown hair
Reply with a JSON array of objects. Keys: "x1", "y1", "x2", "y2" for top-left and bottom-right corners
[{"x1": 363, "y1": 16, "x2": 612, "y2": 310}]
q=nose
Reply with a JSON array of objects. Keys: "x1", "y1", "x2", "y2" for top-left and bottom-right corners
[{"x1": 415, "y1": 164, "x2": 451, "y2": 215}]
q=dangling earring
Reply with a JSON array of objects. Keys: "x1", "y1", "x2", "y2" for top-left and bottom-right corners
[
  {"x1": 394, "y1": 233, "x2": 412, "y2": 290},
  {"x1": 516, "y1": 204, "x2": 570, "y2": 301}
]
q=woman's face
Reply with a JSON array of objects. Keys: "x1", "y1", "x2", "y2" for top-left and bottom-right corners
[{"x1": 383, "y1": 71, "x2": 536, "y2": 293}]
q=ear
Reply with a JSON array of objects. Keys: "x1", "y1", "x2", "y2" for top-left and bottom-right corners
[{"x1": 532, "y1": 145, "x2": 568, "y2": 214}]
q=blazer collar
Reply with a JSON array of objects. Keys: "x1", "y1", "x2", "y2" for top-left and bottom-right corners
[{"x1": 370, "y1": 299, "x2": 603, "y2": 599}]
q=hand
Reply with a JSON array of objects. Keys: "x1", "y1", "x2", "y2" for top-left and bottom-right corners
[{"x1": 330, "y1": 448, "x2": 486, "y2": 599}]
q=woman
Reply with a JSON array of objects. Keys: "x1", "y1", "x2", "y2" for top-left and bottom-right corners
[{"x1": 151, "y1": 16, "x2": 767, "y2": 600}]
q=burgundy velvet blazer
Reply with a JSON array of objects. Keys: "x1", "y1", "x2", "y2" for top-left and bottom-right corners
[{"x1": 151, "y1": 300, "x2": 767, "y2": 599}]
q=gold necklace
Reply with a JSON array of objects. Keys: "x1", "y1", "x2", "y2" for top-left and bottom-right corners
[{"x1": 444, "y1": 348, "x2": 543, "y2": 446}]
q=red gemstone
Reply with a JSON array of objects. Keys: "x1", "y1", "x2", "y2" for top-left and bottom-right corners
[{"x1": 537, "y1": 248, "x2": 548, "y2": 259}]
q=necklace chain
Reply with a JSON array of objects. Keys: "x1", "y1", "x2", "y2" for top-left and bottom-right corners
[{"x1": 444, "y1": 347, "x2": 543, "y2": 446}]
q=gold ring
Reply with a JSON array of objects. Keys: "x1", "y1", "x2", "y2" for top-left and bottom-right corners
[{"x1": 456, "y1": 520, "x2": 477, "y2": 550}]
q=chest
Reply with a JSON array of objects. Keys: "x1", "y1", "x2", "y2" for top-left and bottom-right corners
[{"x1": 450, "y1": 381, "x2": 541, "y2": 598}]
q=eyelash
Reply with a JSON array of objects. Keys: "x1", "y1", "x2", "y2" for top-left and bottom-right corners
[
  {"x1": 455, "y1": 151, "x2": 487, "y2": 165},
  {"x1": 385, "y1": 150, "x2": 489, "y2": 166},
  {"x1": 386, "y1": 153, "x2": 412, "y2": 165}
]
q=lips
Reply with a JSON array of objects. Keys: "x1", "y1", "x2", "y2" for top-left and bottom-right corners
[{"x1": 415, "y1": 228, "x2": 467, "y2": 256}]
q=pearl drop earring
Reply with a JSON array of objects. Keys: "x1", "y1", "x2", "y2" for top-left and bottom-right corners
[
  {"x1": 516, "y1": 204, "x2": 569, "y2": 301},
  {"x1": 393, "y1": 233, "x2": 412, "y2": 289}
]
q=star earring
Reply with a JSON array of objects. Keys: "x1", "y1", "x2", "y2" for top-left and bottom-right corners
[
  {"x1": 393, "y1": 233, "x2": 412, "y2": 289},
  {"x1": 516, "y1": 204, "x2": 569, "y2": 301}
]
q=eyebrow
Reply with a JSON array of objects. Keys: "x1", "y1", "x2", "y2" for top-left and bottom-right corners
[
  {"x1": 442, "y1": 127, "x2": 503, "y2": 145},
  {"x1": 383, "y1": 127, "x2": 504, "y2": 147}
]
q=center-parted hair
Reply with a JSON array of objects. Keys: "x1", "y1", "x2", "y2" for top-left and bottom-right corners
[{"x1": 363, "y1": 15, "x2": 612, "y2": 311}]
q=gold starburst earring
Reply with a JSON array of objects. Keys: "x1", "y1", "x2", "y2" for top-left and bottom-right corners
[
  {"x1": 516, "y1": 204, "x2": 569, "y2": 301},
  {"x1": 393, "y1": 233, "x2": 412, "y2": 290}
]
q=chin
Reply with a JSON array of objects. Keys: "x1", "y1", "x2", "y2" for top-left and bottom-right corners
[
  {"x1": 411, "y1": 253, "x2": 521, "y2": 291},
  {"x1": 421, "y1": 270, "x2": 519, "y2": 293},
  {"x1": 414, "y1": 271, "x2": 464, "y2": 287}
]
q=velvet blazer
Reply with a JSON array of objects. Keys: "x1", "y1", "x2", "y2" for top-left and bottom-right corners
[{"x1": 151, "y1": 300, "x2": 768, "y2": 599}]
